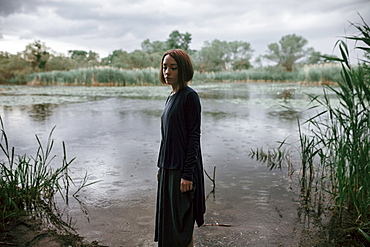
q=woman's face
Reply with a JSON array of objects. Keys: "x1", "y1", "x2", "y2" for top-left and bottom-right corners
[{"x1": 162, "y1": 55, "x2": 179, "y2": 88}]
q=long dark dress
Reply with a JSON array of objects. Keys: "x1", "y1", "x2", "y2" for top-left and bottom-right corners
[{"x1": 155, "y1": 86, "x2": 206, "y2": 247}]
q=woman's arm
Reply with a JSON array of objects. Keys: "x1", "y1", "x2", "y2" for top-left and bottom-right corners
[{"x1": 182, "y1": 92, "x2": 201, "y2": 182}]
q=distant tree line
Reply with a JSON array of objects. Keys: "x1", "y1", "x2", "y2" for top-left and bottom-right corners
[{"x1": 0, "y1": 30, "x2": 335, "y2": 84}]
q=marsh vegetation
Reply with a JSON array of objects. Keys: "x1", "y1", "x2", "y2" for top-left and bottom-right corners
[
  {"x1": 250, "y1": 17, "x2": 370, "y2": 246},
  {"x1": 26, "y1": 63, "x2": 342, "y2": 86},
  {"x1": 0, "y1": 118, "x2": 99, "y2": 246}
]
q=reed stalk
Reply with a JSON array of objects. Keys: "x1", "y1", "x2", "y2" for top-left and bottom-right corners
[{"x1": 0, "y1": 117, "x2": 97, "y2": 231}]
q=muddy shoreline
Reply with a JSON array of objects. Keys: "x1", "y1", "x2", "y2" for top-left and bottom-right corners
[{"x1": 2, "y1": 176, "x2": 329, "y2": 247}]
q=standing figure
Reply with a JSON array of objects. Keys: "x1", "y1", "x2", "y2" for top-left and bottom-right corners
[{"x1": 155, "y1": 49, "x2": 206, "y2": 247}]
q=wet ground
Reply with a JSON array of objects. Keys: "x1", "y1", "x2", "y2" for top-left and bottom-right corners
[{"x1": 0, "y1": 83, "x2": 328, "y2": 246}]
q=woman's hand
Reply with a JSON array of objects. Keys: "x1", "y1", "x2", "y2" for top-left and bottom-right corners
[{"x1": 180, "y1": 178, "x2": 193, "y2": 193}]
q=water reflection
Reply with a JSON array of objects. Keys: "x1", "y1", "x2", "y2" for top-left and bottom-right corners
[
  {"x1": 276, "y1": 89, "x2": 295, "y2": 100},
  {"x1": 267, "y1": 108, "x2": 301, "y2": 121},
  {"x1": 28, "y1": 103, "x2": 58, "y2": 122},
  {"x1": 203, "y1": 110, "x2": 238, "y2": 120}
]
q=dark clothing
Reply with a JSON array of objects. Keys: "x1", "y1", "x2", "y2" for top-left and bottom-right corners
[
  {"x1": 157, "y1": 86, "x2": 202, "y2": 182},
  {"x1": 155, "y1": 86, "x2": 206, "y2": 246},
  {"x1": 155, "y1": 169, "x2": 194, "y2": 247}
]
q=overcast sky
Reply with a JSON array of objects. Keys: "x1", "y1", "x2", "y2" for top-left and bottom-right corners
[{"x1": 0, "y1": 0, "x2": 369, "y2": 60}]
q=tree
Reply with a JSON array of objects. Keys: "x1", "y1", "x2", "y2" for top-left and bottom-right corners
[
  {"x1": 68, "y1": 50, "x2": 88, "y2": 60},
  {"x1": 166, "y1": 30, "x2": 192, "y2": 53},
  {"x1": 102, "y1": 49, "x2": 129, "y2": 68},
  {"x1": 141, "y1": 30, "x2": 193, "y2": 54},
  {"x1": 194, "y1": 40, "x2": 226, "y2": 72},
  {"x1": 141, "y1": 39, "x2": 168, "y2": 54},
  {"x1": 264, "y1": 34, "x2": 312, "y2": 71},
  {"x1": 48, "y1": 55, "x2": 76, "y2": 71},
  {"x1": 227, "y1": 41, "x2": 254, "y2": 70},
  {"x1": 194, "y1": 39, "x2": 253, "y2": 72},
  {"x1": 68, "y1": 50, "x2": 100, "y2": 68},
  {"x1": 86, "y1": 51, "x2": 100, "y2": 67},
  {"x1": 126, "y1": 50, "x2": 153, "y2": 68},
  {"x1": 0, "y1": 52, "x2": 30, "y2": 84},
  {"x1": 68, "y1": 50, "x2": 88, "y2": 68},
  {"x1": 102, "y1": 49, "x2": 161, "y2": 69},
  {"x1": 304, "y1": 50, "x2": 338, "y2": 64},
  {"x1": 23, "y1": 40, "x2": 51, "y2": 70}
]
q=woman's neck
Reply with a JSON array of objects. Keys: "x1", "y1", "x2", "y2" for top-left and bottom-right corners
[{"x1": 171, "y1": 84, "x2": 179, "y2": 93}]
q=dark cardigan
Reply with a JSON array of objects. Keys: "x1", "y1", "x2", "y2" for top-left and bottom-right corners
[{"x1": 157, "y1": 86, "x2": 206, "y2": 226}]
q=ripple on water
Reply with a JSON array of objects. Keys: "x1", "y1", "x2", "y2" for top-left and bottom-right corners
[
  {"x1": 105, "y1": 170, "x2": 120, "y2": 176},
  {"x1": 95, "y1": 199, "x2": 114, "y2": 208},
  {"x1": 96, "y1": 182, "x2": 112, "y2": 189},
  {"x1": 241, "y1": 185, "x2": 250, "y2": 190},
  {"x1": 111, "y1": 181, "x2": 126, "y2": 187}
]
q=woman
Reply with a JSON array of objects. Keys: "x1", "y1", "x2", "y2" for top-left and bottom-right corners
[{"x1": 154, "y1": 49, "x2": 206, "y2": 247}]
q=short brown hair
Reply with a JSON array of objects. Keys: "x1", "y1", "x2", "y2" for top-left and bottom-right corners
[{"x1": 159, "y1": 49, "x2": 194, "y2": 89}]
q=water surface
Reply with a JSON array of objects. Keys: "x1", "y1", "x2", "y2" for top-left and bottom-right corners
[{"x1": 0, "y1": 83, "x2": 327, "y2": 246}]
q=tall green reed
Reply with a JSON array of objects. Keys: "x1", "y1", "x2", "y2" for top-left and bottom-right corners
[
  {"x1": 27, "y1": 67, "x2": 160, "y2": 86},
  {"x1": 0, "y1": 117, "x2": 97, "y2": 231},
  {"x1": 296, "y1": 64, "x2": 342, "y2": 84},
  {"x1": 26, "y1": 64, "x2": 342, "y2": 86},
  {"x1": 250, "y1": 16, "x2": 370, "y2": 243}
]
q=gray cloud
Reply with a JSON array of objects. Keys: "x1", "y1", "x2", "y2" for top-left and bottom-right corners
[
  {"x1": 0, "y1": 0, "x2": 369, "y2": 57},
  {"x1": 0, "y1": 0, "x2": 45, "y2": 16}
]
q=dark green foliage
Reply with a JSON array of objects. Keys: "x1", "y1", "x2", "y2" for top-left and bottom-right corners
[
  {"x1": 141, "y1": 30, "x2": 192, "y2": 54},
  {"x1": 23, "y1": 40, "x2": 51, "y2": 70},
  {"x1": 166, "y1": 30, "x2": 192, "y2": 53}
]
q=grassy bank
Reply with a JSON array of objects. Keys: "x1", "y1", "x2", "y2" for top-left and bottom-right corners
[{"x1": 26, "y1": 64, "x2": 342, "y2": 86}]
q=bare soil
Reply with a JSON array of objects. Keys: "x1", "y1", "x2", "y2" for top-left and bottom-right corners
[{"x1": 0, "y1": 217, "x2": 106, "y2": 247}]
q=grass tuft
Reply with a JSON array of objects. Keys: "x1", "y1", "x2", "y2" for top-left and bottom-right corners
[{"x1": 0, "y1": 116, "x2": 98, "y2": 232}]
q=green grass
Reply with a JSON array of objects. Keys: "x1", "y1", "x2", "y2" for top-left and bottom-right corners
[{"x1": 0, "y1": 117, "x2": 97, "y2": 231}]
